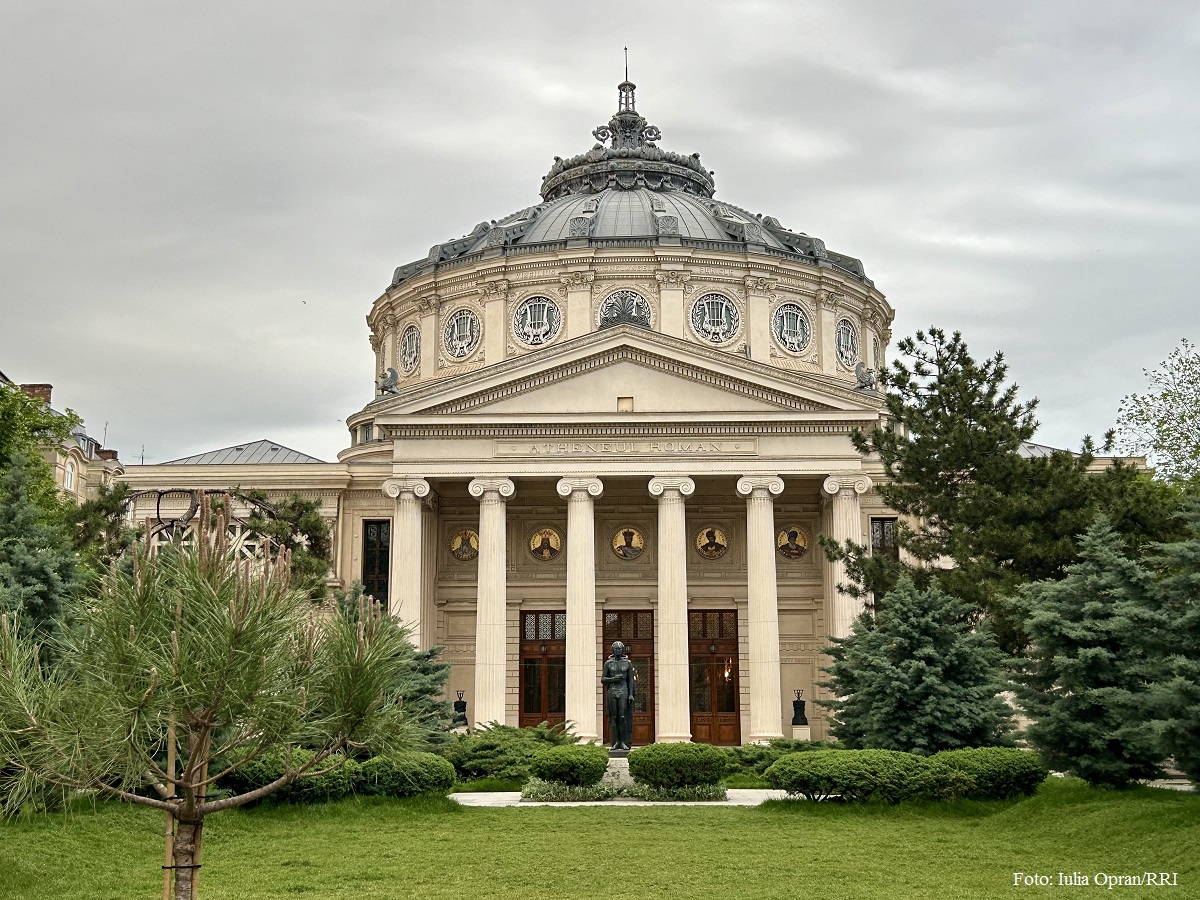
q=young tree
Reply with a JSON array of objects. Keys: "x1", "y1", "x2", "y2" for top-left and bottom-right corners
[
  {"x1": 819, "y1": 575, "x2": 1013, "y2": 755},
  {"x1": 1116, "y1": 338, "x2": 1200, "y2": 484},
  {"x1": 238, "y1": 490, "x2": 332, "y2": 599},
  {"x1": 0, "y1": 498, "x2": 416, "y2": 900},
  {"x1": 0, "y1": 451, "x2": 81, "y2": 638},
  {"x1": 1008, "y1": 520, "x2": 1164, "y2": 788},
  {"x1": 69, "y1": 480, "x2": 137, "y2": 573}
]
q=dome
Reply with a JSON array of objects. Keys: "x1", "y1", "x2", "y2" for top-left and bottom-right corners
[{"x1": 390, "y1": 83, "x2": 869, "y2": 289}]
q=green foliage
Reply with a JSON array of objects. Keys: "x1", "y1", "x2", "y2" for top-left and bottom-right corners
[
  {"x1": 1116, "y1": 337, "x2": 1200, "y2": 483},
  {"x1": 240, "y1": 490, "x2": 332, "y2": 599},
  {"x1": 931, "y1": 748, "x2": 1049, "y2": 799},
  {"x1": 764, "y1": 749, "x2": 972, "y2": 803},
  {"x1": 1008, "y1": 519, "x2": 1165, "y2": 788},
  {"x1": 520, "y1": 777, "x2": 619, "y2": 802},
  {"x1": 842, "y1": 327, "x2": 1184, "y2": 652},
  {"x1": 438, "y1": 723, "x2": 578, "y2": 784},
  {"x1": 627, "y1": 742, "x2": 727, "y2": 788},
  {"x1": 357, "y1": 752, "x2": 455, "y2": 797},
  {"x1": 722, "y1": 739, "x2": 835, "y2": 776},
  {"x1": 222, "y1": 749, "x2": 360, "y2": 804},
  {"x1": 623, "y1": 781, "x2": 727, "y2": 802},
  {"x1": 68, "y1": 481, "x2": 136, "y2": 574},
  {"x1": 0, "y1": 451, "x2": 82, "y2": 639},
  {"x1": 820, "y1": 576, "x2": 1013, "y2": 754},
  {"x1": 529, "y1": 744, "x2": 609, "y2": 787},
  {"x1": 0, "y1": 382, "x2": 80, "y2": 474}
]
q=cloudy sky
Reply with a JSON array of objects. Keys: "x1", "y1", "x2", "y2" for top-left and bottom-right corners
[{"x1": 2, "y1": 1, "x2": 1197, "y2": 463}]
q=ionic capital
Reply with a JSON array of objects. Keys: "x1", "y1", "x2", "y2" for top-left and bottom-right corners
[
  {"x1": 382, "y1": 477, "x2": 431, "y2": 500},
  {"x1": 556, "y1": 476, "x2": 604, "y2": 500},
  {"x1": 743, "y1": 276, "x2": 777, "y2": 294},
  {"x1": 559, "y1": 271, "x2": 595, "y2": 288},
  {"x1": 475, "y1": 279, "x2": 510, "y2": 301},
  {"x1": 736, "y1": 475, "x2": 785, "y2": 499},
  {"x1": 468, "y1": 477, "x2": 516, "y2": 500},
  {"x1": 416, "y1": 294, "x2": 441, "y2": 315},
  {"x1": 655, "y1": 270, "x2": 692, "y2": 286},
  {"x1": 648, "y1": 475, "x2": 696, "y2": 499},
  {"x1": 821, "y1": 472, "x2": 873, "y2": 497}
]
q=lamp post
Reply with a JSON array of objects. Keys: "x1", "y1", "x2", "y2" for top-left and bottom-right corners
[
  {"x1": 791, "y1": 689, "x2": 811, "y2": 741},
  {"x1": 453, "y1": 690, "x2": 468, "y2": 730}
]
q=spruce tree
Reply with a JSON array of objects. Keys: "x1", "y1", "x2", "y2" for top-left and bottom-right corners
[
  {"x1": 0, "y1": 451, "x2": 81, "y2": 638},
  {"x1": 820, "y1": 575, "x2": 1013, "y2": 755},
  {"x1": 1009, "y1": 519, "x2": 1164, "y2": 788}
]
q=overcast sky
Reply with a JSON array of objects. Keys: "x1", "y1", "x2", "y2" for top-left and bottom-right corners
[{"x1": 1, "y1": 1, "x2": 1197, "y2": 463}]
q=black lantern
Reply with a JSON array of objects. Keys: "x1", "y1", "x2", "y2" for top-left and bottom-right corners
[
  {"x1": 452, "y1": 690, "x2": 468, "y2": 727},
  {"x1": 791, "y1": 688, "x2": 808, "y2": 726}
]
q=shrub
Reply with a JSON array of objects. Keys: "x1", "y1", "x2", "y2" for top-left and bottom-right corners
[
  {"x1": 438, "y1": 722, "x2": 578, "y2": 784},
  {"x1": 221, "y1": 749, "x2": 358, "y2": 804},
  {"x1": 530, "y1": 744, "x2": 609, "y2": 787},
  {"x1": 624, "y1": 782, "x2": 727, "y2": 802},
  {"x1": 358, "y1": 752, "x2": 456, "y2": 798},
  {"x1": 520, "y1": 777, "x2": 619, "y2": 802},
  {"x1": 628, "y1": 742, "x2": 727, "y2": 788},
  {"x1": 764, "y1": 749, "x2": 973, "y2": 803},
  {"x1": 932, "y1": 748, "x2": 1048, "y2": 799},
  {"x1": 724, "y1": 739, "x2": 837, "y2": 775}
]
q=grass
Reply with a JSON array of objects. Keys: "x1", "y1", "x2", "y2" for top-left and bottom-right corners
[{"x1": 1, "y1": 780, "x2": 1197, "y2": 900}]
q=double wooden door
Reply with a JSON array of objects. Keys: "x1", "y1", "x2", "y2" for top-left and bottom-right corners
[
  {"x1": 689, "y1": 610, "x2": 741, "y2": 745},
  {"x1": 519, "y1": 611, "x2": 566, "y2": 728},
  {"x1": 602, "y1": 610, "x2": 655, "y2": 746}
]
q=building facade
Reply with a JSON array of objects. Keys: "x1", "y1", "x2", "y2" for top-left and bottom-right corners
[{"x1": 122, "y1": 83, "x2": 900, "y2": 744}]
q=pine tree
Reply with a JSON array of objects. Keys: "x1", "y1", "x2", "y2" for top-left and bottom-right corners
[
  {"x1": 819, "y1": 575, "x2": 1013, "y2": 755},
  {"x1": 1009, "y1": 519, "x2": 1165, "y2": 788},
  {"x1": 239, "y1": 490, "x2": 332, "y2": 599},
  {"x1": 0, "y1": 451, "x2": 81, "y2": 638}
]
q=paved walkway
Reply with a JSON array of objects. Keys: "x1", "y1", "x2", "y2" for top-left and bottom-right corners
[{"x1": 451, "y1": 788, "x2": 787, "y2": 808}]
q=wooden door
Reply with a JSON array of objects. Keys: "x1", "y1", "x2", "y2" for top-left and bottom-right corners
[
  {"x1": 688, "y1": 610, "x2": 741, "y2": 745},
  {"x1": 602, "y1": 610, "x2": 655, "y2": 746},
  {"x1": 519, "y1": 611, "x2": 566, "y2": 728}
]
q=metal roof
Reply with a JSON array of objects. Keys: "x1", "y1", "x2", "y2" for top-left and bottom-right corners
[{"x1": 161, "y1": 439, "x2": 326, "y2": 465}]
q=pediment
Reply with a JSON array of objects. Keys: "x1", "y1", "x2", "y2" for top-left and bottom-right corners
[{"x1": 371, "y1": 326, "x2": 880, "y2": 420}]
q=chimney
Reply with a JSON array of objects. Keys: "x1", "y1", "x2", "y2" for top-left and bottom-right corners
[
  {"x1": 97, "y1": 449, "x2": 119, "y2": 461},
  {"x1": 20, "y1": 383, "x2": 53, "y2": 404}
]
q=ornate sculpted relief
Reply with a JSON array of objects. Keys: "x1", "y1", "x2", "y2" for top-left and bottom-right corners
[
  {"x1": 835, "y1": 317, "x2": 860, "y2": 369},
  {"x1": 399, "y1": 323, "x2": 421, "y2": 375},
  {"x1": 441, "y1": 306, "x2": 483, "y2": 364},
  {"x1": 688, "y1": 292, "x2": 742, "y2": 346},
  {"x1": 511, "y1": 295, "x2": 562, "y2": 348},
  {"x1": 598, "y1": 289, "x2": 653, "y2": 329}
]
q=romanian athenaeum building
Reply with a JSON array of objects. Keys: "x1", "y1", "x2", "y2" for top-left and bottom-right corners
[{"x1": 122, "y1": 82, "x2": 903, "y2": 746}]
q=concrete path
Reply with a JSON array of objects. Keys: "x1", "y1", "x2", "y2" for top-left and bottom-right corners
[{"x1": 451, "y1": 788, "x2": 787, "y2": 808}]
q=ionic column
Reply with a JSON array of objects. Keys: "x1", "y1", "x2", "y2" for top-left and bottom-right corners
[
  {"x1": 821, "y1": 472, "x2": 873, "y2": 638},
  {"x1": 557, "y1": 476, "x2": 604, "y2": 742},
  {"x1": 382, "y1": 477, "x2": 430, "y2": 629},
  {"x1": 648, "y1": 475, "x2": 695, "y2": 743},
  {"x1": 737, "y1": 475, "x2": 786, "y2": 742},
  {"x1": 468, "y1": 477, "x2": 515, "y2": 727}
]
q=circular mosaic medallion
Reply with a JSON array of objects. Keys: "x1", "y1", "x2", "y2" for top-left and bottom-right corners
[
  {"x1": 449, "y1": 529, "x2": 479, "y2": 562},
  {"x1": 772, "y1": 302, "x2": 811, "y2": 354},
  {"x1": 400, "y1": 324, "x2": 421, "y2": 374},
  {"x1": 512, "y1": 295, "x2": 562, "y2": 347},
  {"x1": 529, "y1": 527, "x2": 563, "y2": 562},
  {"x1": 835, "y1": 318, "x2": 860, "y2": 369},
  {"x1": 443, "y1": 308, "x2": 482, "y2": 360},
  {"x1": 611, "y1": 526, "x2": 645, "y2": 561},
  {"x1": 776, "y1": 526, "x2": 810, "y2": 561},
  {"x1": 694, "y1": 525, "x2": 729, "y2": 560},
  {"x1": 689, "y1": 293, "x2": 740, "y2": 344}
]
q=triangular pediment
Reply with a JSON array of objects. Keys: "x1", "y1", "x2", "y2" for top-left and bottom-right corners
[{"x1": 370, "y1": 326, "x2": 881, "y2": 420}]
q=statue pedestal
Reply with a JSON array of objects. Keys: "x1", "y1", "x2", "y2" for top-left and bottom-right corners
[
  {"x1": 602, "y1": 756, "x2": 633, "y2": 788},
  {"x1": 792, "y1": 725, "x2": 812, "y2": 741}
]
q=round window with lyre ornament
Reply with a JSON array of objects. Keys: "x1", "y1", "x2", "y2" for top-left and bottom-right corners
[
  {"x1": 512, "y1": 295, "x2": 562, "y2": 347},
  {"x1": 689, "y1": 293, "x2": 740, "y2": 344},
  {"x1": 772, "y1": 303, "x2": 811, "y2": 354},
  {"x1": 443, "y1": 308, "x2": 482, "y2": 360},
  {"x1": 835, "y1": 318, "x2": 859, "y2": 369},
  {"x1": 400, "y1": 324, "x2": 421, "y2": 374}
]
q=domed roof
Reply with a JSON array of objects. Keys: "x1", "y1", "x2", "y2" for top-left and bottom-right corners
[{"x1": 389, "y1": 82, "x2": 869, "y2": 289}]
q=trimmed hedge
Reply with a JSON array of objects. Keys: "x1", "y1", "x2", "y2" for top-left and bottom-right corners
[
  {"x1": 222, "y1": 749, "x2": 359, "y2": 804},
  {"x1": 724, "y1": 739, "x2": 838, "y2": 776},
  {"x1": 764, "y1": 749, "x2": 972, "y2": 803},
  {"x1": 628, "y1": 742, "x2": 727, "y2": 788},
  {"x1": 439, "y1": 723, "x2": 578, "y2": 784},
  {"x1": 932, "y1": 748, "x2": 1048, "y2": 800},
  {"x1": 530, "y1": 745, "x2": 610, "y2": 787},
  {"x1": 358, "y1": 752, "x2": 456, "y2": 798}
]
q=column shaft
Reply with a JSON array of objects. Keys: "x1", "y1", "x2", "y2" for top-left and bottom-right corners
[
  {"x1": 469, "y1": 478, "x2": 515, "y2": 727},
  {"x1": 738, "y1": 476, "x2": 785, "y2": 741},
  {"x1": 558, "y1": 477, "x2": 604, "y2": 742},
  {"x1": 649, "y1": 476, "x2": 695, "y2": 742},
  {"x1": 822, "y1": 474, "x2": 872, "y2": 638},
  {"x1": 382, "y1": 478, "x2": 430, "y2": 630}
]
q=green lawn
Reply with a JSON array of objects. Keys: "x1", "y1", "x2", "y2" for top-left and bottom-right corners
[{"x1": 1, "y1": 780, "x2": 1196, "y2": 900}]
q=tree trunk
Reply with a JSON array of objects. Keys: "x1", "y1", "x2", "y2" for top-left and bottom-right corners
[{"x1": 171, "y1": 817, "x2": 203, "y2": 900}]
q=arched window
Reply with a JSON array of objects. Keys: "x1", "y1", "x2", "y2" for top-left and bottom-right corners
[{"x1": 64, "y1": 461, "x2": 76, "y2": 491}]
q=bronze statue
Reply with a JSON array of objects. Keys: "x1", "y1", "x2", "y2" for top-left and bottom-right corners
[{"x1": 601, "y1": 640, "x2": 636, "y2": 750}]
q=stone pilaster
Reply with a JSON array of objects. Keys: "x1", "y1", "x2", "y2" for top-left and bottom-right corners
[
  {"x1": 557, "y1": 476, "x2": 604, "y2": 742},
  {"x1": 477, "y1": 279, "x2": 509, "y2": 364},
  {"x1": 648, "y1": 475, "x2": 695, "y2": 742},
  {"x1": 816, "y1": 288, "x2": 841, "y2": 374},
  {"x1": 417, "y1": 294, "x2": 439, "y2": 379},
  {"x1": 737, "y1": 475, "x2": 785, "y2": 741},
  {"x1": 744, "y1": 277, "x2": 776, "y2": 364},
  {"x1": 382, "y1": 313, "x2": 398, "y2": 373},
  {"x1": 821, "y1": 472, "x2": 873, "y2": 638},
  {"x1": 382, "y1": 477, "x2": 430, "y2": 630},
  {"x1": 560, "y1": 271, "x2": 595, "y2": 339},
  {"x1": 655, "y1": 270, "x2": 691, "y2": 338},
  {"x1": 468, "y1": 477, "x2": 516, "y2": 727}
]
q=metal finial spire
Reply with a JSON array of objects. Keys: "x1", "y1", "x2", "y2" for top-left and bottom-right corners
[{"x1": 624, "y1": 46, "x2": 628, "y2": 82}]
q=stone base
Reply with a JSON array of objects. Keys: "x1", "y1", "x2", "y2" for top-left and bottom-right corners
[
  {"x1": 791, "y1": 725, "x2": 812, "y2": 741},
  {"x1": 607, "y1": 747, "x2": 630, "y2": 759},
  {"x1": 601, "y1": 757, "x2": 632, "y2": 788}
]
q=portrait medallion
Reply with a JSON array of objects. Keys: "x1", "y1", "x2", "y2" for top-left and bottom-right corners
[
  {"x1": 610, "y1": 526, "x2": 645, "y2": 561},
  {"x1": 528, "y1": 527, "x2": 563, "y2": 562},
  {"x1": 448, "y1": 529, "x2": 479, "y2": 562},
  {"x1": 776, "y1": 525, "x2": 810, "y2": 560},
  {"x1": 694, "y1": 525, "x2": 729, "y2": 560}
]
